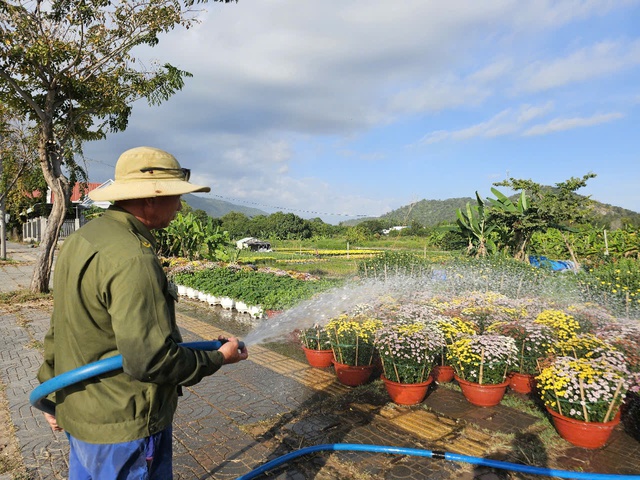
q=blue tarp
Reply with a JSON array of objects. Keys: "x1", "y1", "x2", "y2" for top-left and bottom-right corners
[{"x1": 528, "y1": 255, "x2": 575, "y2": 272}]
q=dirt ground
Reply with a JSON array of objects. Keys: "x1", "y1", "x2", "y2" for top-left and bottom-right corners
[{"x1": 0, "y1": 383, "x2": 27, "y2": 478}]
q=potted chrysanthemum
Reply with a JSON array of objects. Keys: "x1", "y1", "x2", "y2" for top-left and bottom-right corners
[
  {"x1": 488, "y1": 321, "x2": 555, "y2": 394},
  {"x1": 537, "y1": 351, "x2": 630, "y2": 449},
  {"x1": 432, "y1": 315, "x2": 477, "y2": 383},
  {"x1": 373, "y1": 320, "x2": 445, "y2": 405},
  {"x1": 596, "y1": 322, "x2": 640, "y2": 441},
  {"x1": 325, "y1": 314, "x2": 383, "y2": 386},
  {"x1": 448, "y1": 334, "x2": 518, "y2": 407},
  {"x1": 299, "y1": 324, "x2": 333, "y2": 368}
]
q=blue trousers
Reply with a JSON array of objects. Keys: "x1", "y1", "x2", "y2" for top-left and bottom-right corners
[{"x1": 67, "y1": 426, "x2": 173, "y2": 479}]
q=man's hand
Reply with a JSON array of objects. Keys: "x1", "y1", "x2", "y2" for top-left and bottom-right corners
[
  {"x1": 217, "y1": 336, "x2": 249, "y2": 364},
  {"x1": 43, "y1": 412, "x2": 63, "y2": 432}
]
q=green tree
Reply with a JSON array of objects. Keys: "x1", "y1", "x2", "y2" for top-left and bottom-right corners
[
  {"x1": 357, "y1": 219, "x2": 389, "y2": 237},
  {"x1": 266, "y1": 212, "x2": 312, "y2": 240},
  {"x1": 486, "y1": 188, "x2": 532, "y2": 260},
  {"x1": 308, "y1": 217, "x2": 340, "y2": 239},
  {"x1": 0, "y1": 0, "x2": 235, "y2": 292},
  {"x1": 492, "y1": 173, "x2": 596, "y2": 266},
  {"x1": 220, "y1": 211, "x2": 251, "y2": 240},
  {"x1": 345, "y1": 225, "x2": 368, "y2": 245}
]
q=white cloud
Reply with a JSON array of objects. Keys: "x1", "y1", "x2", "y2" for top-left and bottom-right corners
[
  {"x1": 420, "y1": 103, "x2": 558, "y2": 143},
  {"x1": 517, "y1": 102, "x2": 555, "y2": 123},
  {"x1": 518, "y1": 39, "x2": 640, "y2": 92},
  {"x1": 523, "y1": 112, "x2": 624, "y2": 135}
]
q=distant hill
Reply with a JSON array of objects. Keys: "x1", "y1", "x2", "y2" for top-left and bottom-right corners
[
  {"x1": 380, "y1": 198, "x2": 473, "y2": 226},
  {"x1": 183, "y1": 194, "x2": 268, "y2": 218},
  {"x1": 343, "y1": 196, "x2": 640, "y2": 228}
]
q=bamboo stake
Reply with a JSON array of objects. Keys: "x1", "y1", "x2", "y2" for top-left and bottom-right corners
[
  {"x1": 555, "y1": 391, "x2": 563, "y2": 416},
  {"x1": 355, "y1": 335, "x2": 360, "y2": 366},
  {"x1": 579, "y1": 379, "x2": 589, "y2": 422},
  {"x1": 419, "y1": 356, "x2": 428, "y2": 383},
  {"x1": 333, "y1": 329, "x2": 343, "y2": 365},
  {"x1": 479, "y1": 348, "x2": 485, "y2": 385},
  {"x1": 626, "y1": 291, "x2": 630, "y2": 319},
  {"x1": 388, "y1": 340, "x2": 399, "y2": 381},
  {"x1": 603, "y1": 379, "x2": 625, "y2": 423}
]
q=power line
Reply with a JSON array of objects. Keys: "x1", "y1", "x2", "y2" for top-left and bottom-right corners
[{"x1": 206, "y1": 194, "x2": 370, "y2": 218}]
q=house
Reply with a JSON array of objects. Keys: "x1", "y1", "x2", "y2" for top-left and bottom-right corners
[
  {"x1": 22, "y1": 181, "x2": 110, "y2": 242},
  {"x1": 236, "y1": 237, "x2": 272, "y2": 252},
  {"x1": 382, "y1": 226, "x2": 408, "y2": 235}
]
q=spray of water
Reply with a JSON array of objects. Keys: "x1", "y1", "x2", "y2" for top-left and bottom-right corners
[
  {"x1": 241, "y1": 263, "x2": 638, "y2": 346},
  {"x1": 242, "y1": 276, "x2": 433, "y2": 345}
]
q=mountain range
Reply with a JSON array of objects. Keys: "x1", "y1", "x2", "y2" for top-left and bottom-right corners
[
  {"x1": 343, "y1": 197, "x2": 640, "y2": 228},
  {"x1": 183, "y1": 194, "x2": 268, "y2": 218},
  {"x1": 184, "y1": 193, "x2": 640, "y2": 228}
]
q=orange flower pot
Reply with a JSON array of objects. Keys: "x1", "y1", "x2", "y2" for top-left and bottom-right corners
[
  {"x1": 508, "y1": 372, "x2": 537, "y2": 394},
  {"x1": 455, "y1": 375, "x2": 509, "y2": 407},
  {"x1": 302, "y1": 347, "x2": 334, "y2": 368},
  {"x1": 333, "y1": 362, "x2": 375, "y2": 387},
  {"x1": 432, "y1": 365, "x2": 455, "y2": 383},
  {"x1": 546, "y1": 407, "x2": 620, "y2": 449},
  {"x1": 382, "y1": 375, "x2": 433, "y2": 405}
]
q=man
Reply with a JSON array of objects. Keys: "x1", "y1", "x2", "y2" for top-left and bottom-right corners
[{"x1": 37, "y1": 146, "x2": 249, "y2": 479}]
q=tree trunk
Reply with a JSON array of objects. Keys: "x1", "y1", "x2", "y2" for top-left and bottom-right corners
[
  {"x1": 513, "y1": 233, "x2": 529, "y2": 262},
  {"x1": 30, "y1": 130, "x2": 70, "y2": 293},
  {"x1": 0, "y1": 157, "x2": 5, "y2": 260},
  {"x1": 30, "y1": 189, "x2": 65, "y2": 292},
  {"x1": 560, "y1": 231, "x2": 580, "y2": 271},
  {"x1": 0, "y1": 197, "x2": 6, "y2": 260}
]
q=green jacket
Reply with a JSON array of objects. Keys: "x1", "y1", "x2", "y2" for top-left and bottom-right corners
[{"x1": 37, "y1": 206, "x2": 224, "y2": 443}]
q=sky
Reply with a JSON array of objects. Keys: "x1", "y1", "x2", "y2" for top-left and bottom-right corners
[{"x1": 82, "y1": 0, "x2": 640, "y2": 224}]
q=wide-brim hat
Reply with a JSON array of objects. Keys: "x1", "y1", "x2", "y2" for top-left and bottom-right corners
[{"x1": 89, "y1": 146, "x2": 210, "y2": 202}]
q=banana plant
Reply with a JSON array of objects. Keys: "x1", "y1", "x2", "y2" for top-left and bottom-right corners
[
  {"x1": 455, "y1": 192, "x2": 496, "y2": 257},
  {"x1": 155, "y1": 212, "x2": 230, "y2": 260},
  {"x1": 486, "y1": 188, "x2": 534, "y2": 261},
  {"x1": 487, "y1": 187, "x2": 529, "y2": 215}
]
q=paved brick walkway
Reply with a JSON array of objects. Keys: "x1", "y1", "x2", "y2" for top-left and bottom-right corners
[{"x1": 1, "y1": 242, "x2": 639, "y2": 479}]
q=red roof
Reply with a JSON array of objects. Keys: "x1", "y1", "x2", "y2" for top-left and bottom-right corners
[
  {"x1": 70, "y1": 182, "x2": 102, "y2": 202},
  {"x1": 43, "y1": 182, "x2": 103, "y2": 203}
]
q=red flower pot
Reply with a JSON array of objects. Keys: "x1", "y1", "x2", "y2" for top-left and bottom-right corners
[
  {"x1": 546, "y1": 406, "x2": 620, "y2": 449},
  {"x1": 302, "y1": 347, "x2": 334, "y2": 368},
  {"x1": 432, "y1": 365, "x2": 455, "y2": 383},
  {"x1": 382, "y1": 375, "x2": 433, "y2": 405},
  {"x1": 455, "y1": 375, "x2": 510, "y2": 407},
  {"x1": 333, "y1": 362, "x2": 375, "y2": 387},
  {"x1": 509, "y1": 372, "x2": 537, "y2": 394}
]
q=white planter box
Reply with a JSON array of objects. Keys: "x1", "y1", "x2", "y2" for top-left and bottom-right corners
[
  {"x1": 206, "y1": 294, "x2": 218, "y2": 306},
  {"x1": 249, "y1": 305, "x2": 264, "y2": 318},
  {"x1": 235, "y1": 301, "x2": 249, "y2": 313},
  {"x1": 220, "y1": 297, "x2": 235, "y2": 310},
  {"x1": 197, "y1": 291, "x2": 208, "y2": 302},
  {"x1": 177, "y1": 285, "x2": 187, "y2": 296},
  {"x1": 186, "y1": 288, "x2": 197, "y2": 299}
]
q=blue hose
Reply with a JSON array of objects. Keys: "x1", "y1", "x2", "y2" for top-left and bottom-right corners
[
  {"x1": 234, "y1": 443, "x2": 640, "y2": 480},
  {"x1": 29, "y1": 340, "x2": 240, "y2": 416}
]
